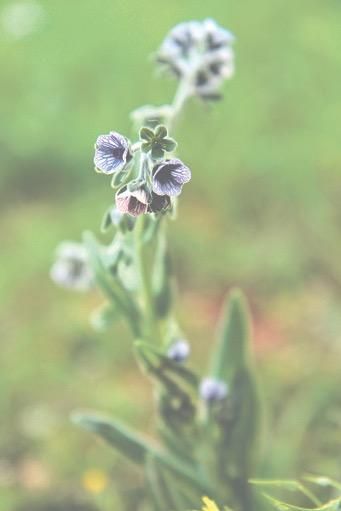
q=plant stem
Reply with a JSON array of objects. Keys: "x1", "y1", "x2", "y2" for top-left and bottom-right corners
[{"x1": 135, "y1": 214, "x2": 160, "y2": 343}]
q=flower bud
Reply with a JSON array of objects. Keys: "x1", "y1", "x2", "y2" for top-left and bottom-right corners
[
  {"x1": 157, "y1": 19, "x2": 235, "y2": 100},
  {"x1": 199, "y1": 377, "x2": 228, "y2": 402},
  {"x1": 167, "y1": 339, "x2": 190, "y2": 363},
  {"x1": 50, "y1": 242, "x2": 93, "y2": 292}
]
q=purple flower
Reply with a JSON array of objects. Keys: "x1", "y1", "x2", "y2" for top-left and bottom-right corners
[
  {"x1": 199, "y1": 377, "x2": 228, "y2": 402},
  {"x1": 147, "y1": 192, "x2": 171, "y2": 213},
  {"x1": 152, "y1": 158, "x2": 191, "y2": 197},
  {"x1": 94, "y1": 131, "x2": 132, "y2": 174},
  {"x1": 115, "y1": 184, "x2": 150, "y2": 217},
  {"x1": 167, "y1": 339, "x2": 190, "y2": 363}
]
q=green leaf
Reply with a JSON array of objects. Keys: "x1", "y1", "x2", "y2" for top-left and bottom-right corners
[
  {"x1": 151, "y1": 144, "x2": 165, "y2": 160},
  {"x1": 162, "y1": 137, "x2": 177, "y2": 152},
  {"x1": 83, "y1": 231, "x2": 141, "y2": 337},
  {"x1": 111, "y1": 167, "x2": 129, "y2": 188},
  {"x1": 100, "y1": 207, "x2": 113, "y2": 233},
  {"x1": 140, "y1": 127, "x2": 154, "y2": 141},
  {"x1": 72, "y1": 412, "x2": 211, "y2": 494},
  {"x1": 155, "y1": 125, "x2": 168, "y2": 138},
  {"x1": 211, "y1": 289, "x2": 250, "y2": 382},
  {"x1": 71, "y1": 413, "x2": 151, "y2": 465},
  {"x1": 145, "y1": 454, "x2": 184, "y2": 511},
  {"x1": 141, "y1": 141, "x2": 151, "y2": 153},
  {"x1": 224, "y1": 367, "x2": 262, "y2": 478}
]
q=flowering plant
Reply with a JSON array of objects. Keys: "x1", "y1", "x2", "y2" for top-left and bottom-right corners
[
  {"x1": 50, "y1": 17, "x2": 341, "y2": 511},
  {"x1": 51, "y1": 18, "x2": 263, "y2": 511}
]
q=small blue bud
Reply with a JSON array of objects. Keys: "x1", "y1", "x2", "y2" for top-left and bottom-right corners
[
  {"x1": 199, "y1": 377, "x2": 228, "y2": 402},
  {"x1": 167, "y1": 339, "x2": 190, "y2": 363}
]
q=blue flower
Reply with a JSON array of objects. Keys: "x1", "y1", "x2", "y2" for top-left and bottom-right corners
[
  {"x1": 199, "y1": 377, "x2": 228, "y2": 402},
  {"x1": 152, "y1": 158, "x2": 191, "y2": 197},
  {"x1": 167, "y1": 339, "x2": 190, "y2": 363},
  {"x1": 94, "y1": 131, "x2": 132, "y2": 174}
]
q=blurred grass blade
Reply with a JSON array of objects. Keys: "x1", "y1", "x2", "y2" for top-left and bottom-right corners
[
  {"x1": 250, "y1": 479, "x2": 321, "y2": 506},
  {"x1": 211, "y1": 289, "x2": 251, "y2": 382},
  {"x1": 262, "y1": 493, "x2": 341, "y2": 511},
  {"x1": 303, "y1": 475, "x2": 341, "y2": 492}
]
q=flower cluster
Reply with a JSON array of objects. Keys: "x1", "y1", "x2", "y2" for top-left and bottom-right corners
[
  {"x1": 94, "y1": 127, "x2": 191, "y2": 218},
  {"x1": 157, "y1": 18, "x2": 235, "y2": 100}
]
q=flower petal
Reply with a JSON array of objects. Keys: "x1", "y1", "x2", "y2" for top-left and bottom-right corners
[
  {"x1": 94, "y1": 132, "x2": 131, "y2": 174},
  {"x1": 152, "y1": 158, "x2": 191, "y2": 197}
]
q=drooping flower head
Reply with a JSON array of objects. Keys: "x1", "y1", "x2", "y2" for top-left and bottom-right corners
[
  {"x1": 94, "y1": 131, "x2": 132, "y2": 174},
  {"x1": 152, "y1": 158, "x2": 191, "y2": 197},
  {"x1": 147, "y1": 192, "x2": 171, "y2": 214},
  {"x1": 50, "y1": 242, "x2": 93, "y2": 291},
  {"x1": 157, "y1": 19, "x2": 235, "y2": 99},
  {"x1": 199, "y1": 377, "x2": 228, "y2": 402},
  {"x1": 115, "y1": 183, "x2": 151, "y2": 217},
  {"x1": 167, "y1": 339, "x2": 190, "y2": 363}
]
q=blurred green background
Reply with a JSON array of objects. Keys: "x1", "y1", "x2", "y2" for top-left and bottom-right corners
[{"x1": 1, "y1": 0, "x2": 341, "y2": 509}]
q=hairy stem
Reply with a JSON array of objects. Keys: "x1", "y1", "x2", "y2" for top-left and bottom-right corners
[{"x1": 135, "y1": 215, "x2": 160, "y2": 343}]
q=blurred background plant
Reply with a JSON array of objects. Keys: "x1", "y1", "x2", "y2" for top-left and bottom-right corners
[{"x1": 1, "y1": 1, "x2": 341, "y2": 510}]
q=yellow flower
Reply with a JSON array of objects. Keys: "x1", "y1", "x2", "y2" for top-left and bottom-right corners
[
  {"x1": 82, "y1": 469, "x2": 108, "y2": 494},
  {"x1": 201, "y1": 496, "x2": 220, "y2": 511}
]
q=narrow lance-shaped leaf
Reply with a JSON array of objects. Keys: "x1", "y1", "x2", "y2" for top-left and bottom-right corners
[
  {"x1": 211, "y1": 288, "x2": 251, "y2": 382},
  {"x1": 208, "y1": 289, "x2": 264, "y2": 487},
  {"x1": 71, "y1": 413, "x2": 150, "y2": 465},
  {"x1": 72, "y1": 412, "x2": 212, "y2": 494}
]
